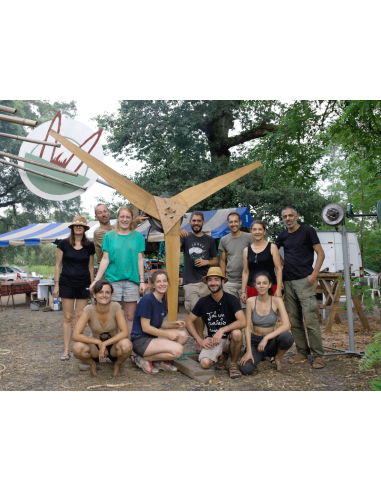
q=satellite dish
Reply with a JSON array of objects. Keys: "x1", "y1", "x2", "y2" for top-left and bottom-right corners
[{"x1": 321, "y1": 203, "x2": 346, "y2": 226}]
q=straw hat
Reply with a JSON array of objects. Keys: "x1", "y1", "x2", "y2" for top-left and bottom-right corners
[
  {"x1": 68, "y1": 216, "x2": 90, "y2": 231},
  {"x1": 201, "y1": 266, "x2": 228, "y2": 284}
]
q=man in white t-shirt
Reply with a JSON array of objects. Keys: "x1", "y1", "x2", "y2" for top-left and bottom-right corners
[{"x1": 219, "y1": 212, "x2": 253, "y2": 303}]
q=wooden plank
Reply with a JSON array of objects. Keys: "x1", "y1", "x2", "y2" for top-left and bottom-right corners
[
  {"x1": 164, "y1": 220, "x2": 181, "y2": 321},
  {"x1": 352, "y1": 295, "x2": 370, "y2": 333},
  {"x1": 49, "y1": 130, "x2": 160, "y2": 220},
  {"x1": 174, "y1": 161, "x2": 261, "y2": 208},
  {"x1": 172, "y1": 357, "x2": 214, "y2": 383},
  {"x1": 325, "y1": 278, "x2": 343, "y2": 333}
]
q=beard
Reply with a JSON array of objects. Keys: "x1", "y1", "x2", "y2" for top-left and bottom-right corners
[
  {"x1": 191, "y1": 224, "x2": 202, "y2": 233},
  {"x1": 286, "y1": 219, "x2": 297, "y2": 229},
  {"x1": 208, "y1": 283, "x2": 223, "y2": 294}
]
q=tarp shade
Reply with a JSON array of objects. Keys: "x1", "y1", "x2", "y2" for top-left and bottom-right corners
[{"x1": 0, "y1": 207, "x2": 252, "y2": 246}]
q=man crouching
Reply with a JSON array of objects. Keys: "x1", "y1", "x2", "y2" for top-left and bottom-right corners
[{"x1": 185, "y1": 267, "x2": 246, "y2": 379}]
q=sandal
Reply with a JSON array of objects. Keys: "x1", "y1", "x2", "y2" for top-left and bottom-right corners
[
  {"x1": 215, "y1": 352, "x2": 229, "y2": 371},
  {"x1": 312, "y1": 357, "x2": 325, "y2": 369},
  {"x1": 229, "y1": 363, "x2": 242, "y2": 379},
  {"x1": 60, "y1": 353, "x2": 71, "y2": 361}
]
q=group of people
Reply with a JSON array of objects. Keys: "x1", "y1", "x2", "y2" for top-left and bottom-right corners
[{"x1": 54, "y1": 203, "x2": 326, "y2": 379}]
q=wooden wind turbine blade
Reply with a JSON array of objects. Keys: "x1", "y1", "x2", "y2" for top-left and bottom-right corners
[
  {"x1": 49, "y1": 130, "x2": 160, "y2": 220},
  {"x1": 173, "y1": 161, "x2": 262, "y2": 209},
  {"x1": 164, "y1": 220, "x2": 181, "y2": 321}
]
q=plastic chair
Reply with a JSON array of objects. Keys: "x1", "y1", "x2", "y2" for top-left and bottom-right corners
[{"x1": 370, "y1": 275, "x2": 380, "y2": 301}]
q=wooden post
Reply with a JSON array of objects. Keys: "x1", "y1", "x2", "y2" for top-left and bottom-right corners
[
  {"x1": 325, "y1": 278, "x2": 344, "y2": 333},
  {"x1": 352, "y1": 294, "x2": 370, "y2": 332},
  {"x1": 164, "y1": 220, "x2": 181, "y2": 321}
]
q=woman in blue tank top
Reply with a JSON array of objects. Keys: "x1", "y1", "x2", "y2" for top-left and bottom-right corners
[
  {"x1": 241, "y1": 220, "x2": 283, "y2": 304},
  {"x1": 239, "y1": 271, "x2": 294, "y2": 375}
]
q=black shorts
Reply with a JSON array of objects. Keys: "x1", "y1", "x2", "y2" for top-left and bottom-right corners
[
  {"x1": 92, "y1": 343, "x2": 118, "y2": 363},
  {"x1": 132, "y1": 336, "x2": 154, "y2": 357},
  {"x1": 59, "y1": 283, "x2": 90, "y2": 299}
]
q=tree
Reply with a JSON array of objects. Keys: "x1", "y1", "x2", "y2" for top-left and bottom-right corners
[
  {"x1": 94, "y1": 100, "x2": 332, "y2": 229},
  {"x1": 0, "y1": 100, "x2": 82, "y2": 264}
]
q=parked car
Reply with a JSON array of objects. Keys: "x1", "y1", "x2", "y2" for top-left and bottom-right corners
[
  {"x1": 8, "y1": 266, "x2": 28, "y2": 278},
  {"x1": 0, "y1": 266, "x2": 18, "y2": 281},
  {"x1": 364, "y1": 268, "x2": 379, "y2": 277}
]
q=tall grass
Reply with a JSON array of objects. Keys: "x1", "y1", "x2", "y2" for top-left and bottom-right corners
[{"x1": 26, "y1": 265, "x2": 55, "y2": 278}]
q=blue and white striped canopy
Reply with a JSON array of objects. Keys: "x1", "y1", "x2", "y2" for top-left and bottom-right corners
[{"x1": 0, "y1": 207, "x2": 253, "y2": 247}]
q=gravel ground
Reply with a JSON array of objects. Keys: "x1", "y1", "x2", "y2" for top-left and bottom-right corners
[{"x1": 0, "y1": 295, "x2": 379, "y2": 391}]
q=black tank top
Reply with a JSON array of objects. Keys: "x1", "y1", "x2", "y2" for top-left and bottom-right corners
[{"x1": 247, "y1": 242, "x2": 276, "y2": 287}]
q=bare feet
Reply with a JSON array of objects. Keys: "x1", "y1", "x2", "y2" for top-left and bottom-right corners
[
  {"x1": 89, "y1": 361, "x2": 98, "y2": 377},
  {"x1": 113, "y1": 367, "x2": 122, "y2": 378},
  {"x1": 274, "y1": 356, "x2": 285, "y2": 373}
]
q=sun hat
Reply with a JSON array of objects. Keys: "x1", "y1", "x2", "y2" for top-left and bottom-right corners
[
  {"x1": 68, "y1": 216, "x2": 90, "y2": 231},
  {"x1": 201, "y1": 266, "x2": 228, "y2": 284}
]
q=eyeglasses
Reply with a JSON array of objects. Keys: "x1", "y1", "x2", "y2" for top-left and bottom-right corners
[{"x1": 254, "y1": 253, "x2": 258, "y2": 264}]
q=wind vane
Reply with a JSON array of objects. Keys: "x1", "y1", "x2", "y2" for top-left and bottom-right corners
[{"x1": 50, "y1": 129, "x2": 262, "y2": 321}]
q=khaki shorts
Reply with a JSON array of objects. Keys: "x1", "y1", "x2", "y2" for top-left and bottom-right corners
[
  {"x1": 184, "y1": 282, "x2": 210, "y2": 313},
  {"x1": 222, "y1": 281, "x2": 246, "y2": 308},
  {"x1": 199, "y1": 338, "x2": 230, "y2": 363}
]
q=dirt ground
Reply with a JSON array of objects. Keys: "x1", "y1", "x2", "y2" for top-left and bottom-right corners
[{"x1": 0, "y1": 294, "x2": 379, "y2": 391}]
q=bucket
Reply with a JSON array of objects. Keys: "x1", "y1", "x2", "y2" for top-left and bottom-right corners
[
  {"x1": 30, "y1": 300, "x2": 40, "y2": 311},
  {"x1": 53, "y1": 297, "x2": 61, "y2": 311}
]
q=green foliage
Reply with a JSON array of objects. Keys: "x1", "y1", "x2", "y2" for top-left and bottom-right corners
[
  {"x1": 359, "y1": 332, "x2": 381, "y2": 390},
  {"x1": 25, "y1": 264, "x2": 55, "y2": 277},
  {"x1": 0, "y1": 99, "x2": 80, "y2": 220},
  {"x1": 0, "y1": 99, "x2": 85, "y2": 265}
]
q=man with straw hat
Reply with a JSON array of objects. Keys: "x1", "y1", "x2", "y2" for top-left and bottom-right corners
[{"x1": 185, "y1": 266, "x2": 246, "y2": 379}]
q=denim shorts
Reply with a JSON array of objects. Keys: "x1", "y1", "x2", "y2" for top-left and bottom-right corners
[{"x1": 111, "y1": 280, "x2": 140, "y2": 303}]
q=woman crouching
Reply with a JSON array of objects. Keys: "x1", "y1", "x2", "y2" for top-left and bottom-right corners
[
  {"x1": 130, "y1": 270, "x2": 188, "y2": 374},
  {"x1": 72, "y1": 280, "x2": 132, "y2": 378},
  {"x1": 239, "y1": 271, "x2": 294, "y2": 375}
]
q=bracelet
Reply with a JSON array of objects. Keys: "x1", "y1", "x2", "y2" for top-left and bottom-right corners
[{"x1": 55, "y1": 281, "x2": 59, "y2": 284}]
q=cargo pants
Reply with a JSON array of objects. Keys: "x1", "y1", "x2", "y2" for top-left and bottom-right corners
[{"x1": 283, "y1": 277, "x2": 324, "y2": 358}]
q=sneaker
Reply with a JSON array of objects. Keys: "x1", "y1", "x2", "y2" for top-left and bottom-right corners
[
  {"x1": 153, "y1": 361, "x2": 178, "y2": 372},
  {"x1": 135, "y1": 356, "x2": 159, "y2": 374}
]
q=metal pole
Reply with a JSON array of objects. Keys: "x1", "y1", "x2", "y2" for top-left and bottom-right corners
[
  {"x1": 342, "y1": 223, "x2": 356, "y2": 352},
  {"x1": 0, "y1": 151, "x2": 78, "y2": 177},
  {"x1": 0, "y1": 158, "x2": 87, "y2": 190},
  {"x1": 0, "y1": 131, "x2": 61, "y2": 148},
  {"x1": 96, "y1": 177, "x2": 114, "y2": 189}
]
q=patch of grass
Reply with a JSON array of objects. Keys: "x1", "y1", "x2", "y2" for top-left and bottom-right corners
[{"x1": 25, "y1": 265, "x2": 55, "y2": 278}]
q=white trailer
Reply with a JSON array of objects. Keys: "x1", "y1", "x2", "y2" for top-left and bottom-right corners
[{"x1": 315, "y1": 230, "x2": 363, "y2": 278}]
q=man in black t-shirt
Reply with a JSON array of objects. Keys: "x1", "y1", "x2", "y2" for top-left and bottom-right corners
[
  {"x1": 185, "y1": 267, "x2": 246, "y2": 379},
  {"x1": 275, "y1": 206, "x2": 326, "y2": 369},
  {"x1": 180, "y1": 211, "x2": 218, "y2": 345}
]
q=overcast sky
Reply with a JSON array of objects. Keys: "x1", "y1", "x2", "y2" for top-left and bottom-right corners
[{"x1": 75, "y1": 100, "x2": 144, "y2": 217}]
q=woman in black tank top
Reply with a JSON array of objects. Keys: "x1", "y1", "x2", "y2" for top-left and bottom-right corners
[
  {"x1": 239, "y1": 271, "x2": 293, "y2": 375},
  {"x1": 241, "y1": 220, "x2": 283, "y2": 304}
]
